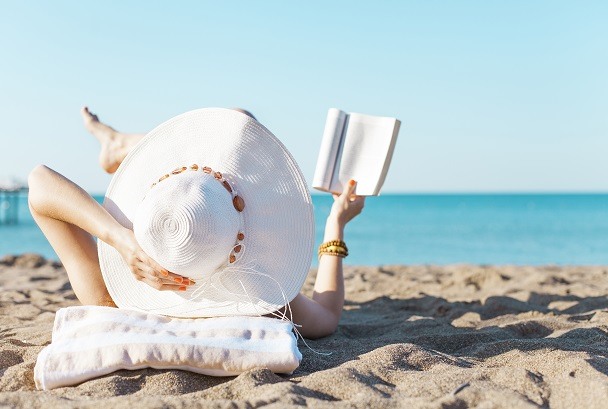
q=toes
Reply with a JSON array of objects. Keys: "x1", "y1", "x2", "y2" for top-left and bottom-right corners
[{"x1": 81, "y1": 106, "x2": 98, "y2": 122}]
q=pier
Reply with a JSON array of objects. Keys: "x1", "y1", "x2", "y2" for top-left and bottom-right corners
[{"x1": 0, "y1": 184, "x2": 27, "y2": 225}]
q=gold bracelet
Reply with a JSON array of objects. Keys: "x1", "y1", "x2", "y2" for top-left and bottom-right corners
[
  {"x1": 318, "y1": 240, "x2": 349, "y2": 260},
  {"x1": 318, "y1": 244, "x2": 348, "y2": 255},
  {"x1": 318, "y1": 251, "x2": 347, "y2": 260},
  {"x1": 321, "y1": 245, "x2": 348, "y2": 255},
  {"x1": 318, "y1": 240, "x2": 347, "y2": 250}
]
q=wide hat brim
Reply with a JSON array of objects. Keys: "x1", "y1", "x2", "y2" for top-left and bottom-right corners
[{"x1": 99, "y1": 108, "x2": 314, "y2": 318}]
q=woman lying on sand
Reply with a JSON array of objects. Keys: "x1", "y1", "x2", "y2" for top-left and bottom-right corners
[{"x1": 27, "y1": 107, "x2": 364, "y2": 339}]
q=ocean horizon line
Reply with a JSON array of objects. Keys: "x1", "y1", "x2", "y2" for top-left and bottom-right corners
[
  {"x1": 79, "y1": 191, "x2": 608, "y2": 197},
  {"x1": 4, "y1": 192, "x2": 608, "y2": 265}
]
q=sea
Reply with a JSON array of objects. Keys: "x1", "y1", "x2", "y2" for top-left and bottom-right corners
[{"x1": 2, "y1": 193, "x2": 608, "y2": 266}]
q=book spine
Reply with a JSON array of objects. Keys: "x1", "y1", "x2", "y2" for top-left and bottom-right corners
[
  {"x1": 328, "y1": 114, "x2": 349, "y2": 194},
  {"x1": 312, "y1": 109, "x2": 347, "y2": 191}
]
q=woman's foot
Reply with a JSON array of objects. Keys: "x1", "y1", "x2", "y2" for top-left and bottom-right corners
[{"x1": 81, "y1": 106, "x2": 127, "y2": 174}]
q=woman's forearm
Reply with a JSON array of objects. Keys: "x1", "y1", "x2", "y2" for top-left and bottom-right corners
[
  {"x1": 312, "y1": 217, "x2": 346, "y2": 316},
  {"x1": 288, "y1": 216, "x2": 346, "y2": 339}
]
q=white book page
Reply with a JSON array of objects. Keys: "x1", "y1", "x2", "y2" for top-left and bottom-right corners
[
  {"x1": 312, "y1": 109, "x2": 347, "y2": 191},
  {"x1": 330, "y1": 113, "x2": 399, "y2": 196}
]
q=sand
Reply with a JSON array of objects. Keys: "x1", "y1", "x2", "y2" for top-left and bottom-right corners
[{"x1": 1, "y1": 253, "x2": 607, "y2": 408}]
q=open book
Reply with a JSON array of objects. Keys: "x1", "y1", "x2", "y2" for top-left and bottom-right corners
[{"x1": 312, "y1": 108, "x2": 401, "y2": 196}]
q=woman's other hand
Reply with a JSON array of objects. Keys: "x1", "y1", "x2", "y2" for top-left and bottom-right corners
[
  {"x1": 329, "y1": 179, "x2": 365, "y2": 226},
  {"x1": 111, "y1": 228, "x2": 194, "y2": 291}
]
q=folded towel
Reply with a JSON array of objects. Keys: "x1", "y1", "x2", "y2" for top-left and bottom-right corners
[{"x1": 34, "y1": 306, "x2": 301, "y2": 390}]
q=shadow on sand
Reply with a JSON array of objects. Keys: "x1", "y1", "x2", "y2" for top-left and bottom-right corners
[{"x1": 298, "y1": 292, "x2": 608, "y2": 377}]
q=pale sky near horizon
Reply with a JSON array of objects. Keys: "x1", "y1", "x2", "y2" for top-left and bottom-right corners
[{"x1": 0, "y1": 1, "x2": 606, "y2": 194}]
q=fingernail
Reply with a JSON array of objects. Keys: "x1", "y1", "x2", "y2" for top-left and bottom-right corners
[
  {"x1": 179, "y1": 286, "x2": 187, "y2": 291},
  {"x1": 189, "y1": 278, "x2": 196, "y2": 285},
  {"x1": 183, "y1": 279, "x2": 190, "y2": 285},
  {"x1": 174, "y1": 277, "x2": 183, "y2": 284},
  {"x1": 349, "y1": 179, "x2": 356, "y2": 186},
  {"x1": 161, "y1": 270, "x2": 169, "y2": 277}
]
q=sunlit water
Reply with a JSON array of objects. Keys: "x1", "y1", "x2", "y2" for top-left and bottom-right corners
[{"x1": 2, "y1": 193, "x2": 608, "y2": 266}]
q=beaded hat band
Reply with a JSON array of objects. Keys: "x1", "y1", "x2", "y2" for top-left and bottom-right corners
[{"x1": 151, "y1": 164, "x2": 245, "y2": 214}]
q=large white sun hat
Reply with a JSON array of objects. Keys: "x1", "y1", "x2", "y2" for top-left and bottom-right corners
[{"x1": 98, "y1": 108, "x2": 314, "y2": 318}]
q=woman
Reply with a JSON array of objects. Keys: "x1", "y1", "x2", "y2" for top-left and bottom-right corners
[{"x1": 28, "y1": 107, "x2": 364, "y2": 339}]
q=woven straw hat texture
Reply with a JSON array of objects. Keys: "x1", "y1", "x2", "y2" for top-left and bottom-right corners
[{"x1": 98, "y1": 108, "x2": 314, "y2": 318}]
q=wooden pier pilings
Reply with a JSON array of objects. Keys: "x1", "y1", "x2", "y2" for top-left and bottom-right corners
[{"x1": 0, "y1": 186, "x2": 27, "y2": 225}]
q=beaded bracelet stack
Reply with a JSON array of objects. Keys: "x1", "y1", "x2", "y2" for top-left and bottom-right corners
[{"x1": 318, "y1": 240, "x2": 349, "y2": 260}]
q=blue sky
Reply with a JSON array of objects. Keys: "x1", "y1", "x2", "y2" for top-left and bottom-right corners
[{"x1": 0, "y1": 1, "x2": 606, "y2": 194}]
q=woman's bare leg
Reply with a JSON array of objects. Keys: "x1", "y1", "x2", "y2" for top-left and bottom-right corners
[
  {"x1": 81, "y1": 107, "x2": 145, "y2": 174},
  {"x1": 81, "y1": 107, "x2": 257, "y2": 174}
]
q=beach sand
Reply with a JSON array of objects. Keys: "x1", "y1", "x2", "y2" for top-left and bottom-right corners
[{"x1": 1, "y1": 254, "x2": 607, "y2": 408}]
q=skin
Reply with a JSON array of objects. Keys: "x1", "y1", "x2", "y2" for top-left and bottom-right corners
[{"x1": 28, "y1": 107, "x2": 365, "y2": 339}]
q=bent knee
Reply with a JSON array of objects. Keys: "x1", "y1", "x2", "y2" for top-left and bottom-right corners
[
  {"x1": 28, "y1": 164, "x2": 52, "y2": 188},
  {"x1": 27, "y1": 165, "x2": 53, "y2": 209}
]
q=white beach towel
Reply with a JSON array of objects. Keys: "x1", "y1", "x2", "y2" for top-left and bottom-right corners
[{"x1": 34, "y1": 306, "x2": 302, "y2": 390}]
